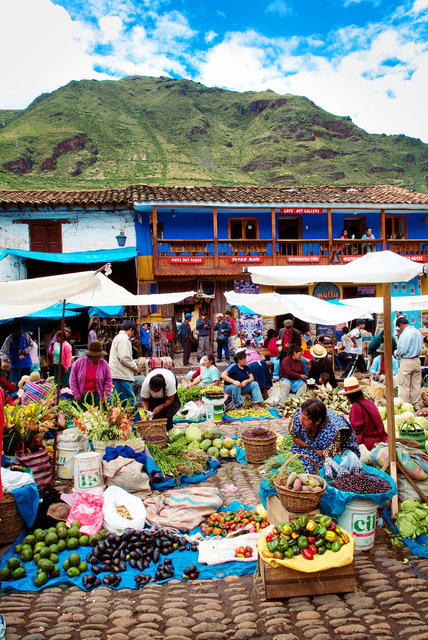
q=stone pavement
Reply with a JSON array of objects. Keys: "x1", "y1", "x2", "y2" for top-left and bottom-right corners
[{"x1": 2, "y1": 418, "x2": 428, "y2": 640}]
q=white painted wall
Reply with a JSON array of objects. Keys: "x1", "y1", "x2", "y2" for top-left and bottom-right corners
[{"x1": 0, "y1": 208, "x2": 136, "y2": 281}]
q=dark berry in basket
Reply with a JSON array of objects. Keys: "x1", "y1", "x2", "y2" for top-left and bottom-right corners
[
  {"x1": 330, "y1": 472, "x2": 391, "y2": 494},
  {"x1": 242, "y1": 428, "x2": 273, "y2": 439}
]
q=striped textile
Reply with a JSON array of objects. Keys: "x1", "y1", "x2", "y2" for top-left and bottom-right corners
[
  {"x1": 144, "y1": 486, "x2": 223, "y2": 529},
  {"x1": 21, "y1": 381, "x2": 52, "y2": 405}
]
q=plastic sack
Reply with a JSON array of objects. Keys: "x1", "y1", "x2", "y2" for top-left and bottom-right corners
[
  {"x1": 103, "y1": 485, "x2": 146, "y2": 533},
  {"x1": 265, "y1": 380, "x2": 290, "y2": 406},
  {"x1": 319, "y1": 458, "x2": 397, "y2": 518},
  {"x1": 184, "y1": 400, "x2": 205, "y2": 421},
  {"x1": 339, "y1": 450, "x2": 363, "y2": 475},
  {"x1": 66, "y1": 488, "x2": 104, "y2": 536}
]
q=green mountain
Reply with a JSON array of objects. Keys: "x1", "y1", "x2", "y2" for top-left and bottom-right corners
[{"x1": 0, "y1": 75, "x2": 427, "y2": 192}]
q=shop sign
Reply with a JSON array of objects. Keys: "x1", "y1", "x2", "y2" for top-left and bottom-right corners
[
  {"x1": 279, "y1": 207, "x2": 323, "y2": 214},
  {"x1": 312, "y1": 282, "x2": 340, "y2": 301},
  {"x1": 228, "y1": 256, "x2": 263, "y2": 263},
  {"x1": 407, "y1": 255, "x2": 425, "y2": 262},
  {"x1": 288, "y1": 256, "x2": 320, "y2": 263},
  {"x1": 168, "y1": 256, "x2": 204, "y2": 264},
  {"x1": 341, "y1": 256, "x2": 361, "y2": 262}
]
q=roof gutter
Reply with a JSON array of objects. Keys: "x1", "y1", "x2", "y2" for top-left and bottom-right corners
[{"x1": 134, "y1": 200, "x2": 428, "y2": 211}]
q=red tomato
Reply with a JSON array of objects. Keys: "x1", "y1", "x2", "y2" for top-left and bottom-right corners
[{"x1": 244, "y1": 551, "x2": 253, "y2": 558}]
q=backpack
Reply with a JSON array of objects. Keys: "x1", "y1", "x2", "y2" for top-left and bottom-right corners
[{"x1": 177, "y1": 324, "x2": 184, "y2": 342}]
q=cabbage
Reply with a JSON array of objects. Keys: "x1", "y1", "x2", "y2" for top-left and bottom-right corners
[
  {"x1": 222, "y1": 437, "x2": 235, "y2": 450},
  {"x1": 394, "y1": 397, "x2": 403, "y2": 409},
  {"x1": 187, "y1": 440, "x2": 201, "y2": 451},
  {"x1": 207, "y1": 446, "x2": 220, "y2": 458},
  {"x1": 378, "y1": 407, "x2": 387, "y2": 421},
  {"x1": 401, "y1": 411, "x2": 414, "y2": 425},
  {"x1": 212, "y1": 438, "x2": 223, "y2": 450},
  {"x1": 394, "y1": 414, "x2": 406, "y2": 427},
  {"x1": 401, "y1": 402, "x2": 415, "y2": 414},
  {"x1": 219, "y1": 448, "x2": 230, "y2": 458},
  {"x1": 229, "y1": 447, "x2": 237, "y2": 457},
  {"x1": 185, "y1": 425, "x2": 202, "y2": 443},
  {"x1": 168, "y1": 427, "x2": 184, "y2": 443},
  {"x1": 414, "y1": 416, "x2": 428, "y2": 431}
]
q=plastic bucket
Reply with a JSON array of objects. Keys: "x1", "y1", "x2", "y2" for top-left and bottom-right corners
[
  {"x1": 73, "y1": 451, "x2": 103, "y2": 491},
  {"x1": 204, "y1": 396, "x2": 224, "y2": 422},
  {"x1": 57, "y1": 438, "x2": 88, "y2": 479},
  {"x1": 337, "y1": 498, "x2": 377, "y2": 551}
]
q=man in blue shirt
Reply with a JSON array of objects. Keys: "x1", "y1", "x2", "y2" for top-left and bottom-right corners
[
  {"x1": 139, "y1": 323, "x2": 152, "y2": 357},
  {"x1": 220, "y1": 351, "x2": 263, "y2": 407},
  {"x1": 395, "y1": 316, "x2": 423, "y2": 410}
]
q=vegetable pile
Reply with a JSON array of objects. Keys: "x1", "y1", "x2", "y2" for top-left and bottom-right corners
[
  {"x1": 395, "y1": 500, "x2": 428, "y2": 540},
  {"x1": 168, "y1": 426, "x2": 237, "y2": 459},
  {"x1": 265, "y1": 435, "x2": 305, "y2": 488},
  {"x1": 378, "y1": 397, "x2": 428, "y2": 434},
  {"x1": 201, "y1": 507, "x2": 269, "y2": 537},
  {"x1": 227, "y1": 408, "x2": 273, "y2": 419},
  {"x1": 281, "y1": 388, "x2": 350, "y2": 418},
  {"x1": 262, "y1": 514, "x2": 350, "y2": 561},
  {"x1": 283, "y1": 471, "x2": 324, "y2": 494},
  {"x1": 330, "y1": 471, "x2": 391, "y2": 494}
]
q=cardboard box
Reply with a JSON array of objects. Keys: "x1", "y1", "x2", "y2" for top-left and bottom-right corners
[
  {"x1": 258, "y1": 556, "x2": 355, "y2": 599},
  {"x1": 266, "y1": 495, "x2": 320, "y2": 526}
]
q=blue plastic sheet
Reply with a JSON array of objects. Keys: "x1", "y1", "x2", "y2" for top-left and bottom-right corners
[
  {"x1": 11, "y1": 484, "x2": 39, "y2": 528},
  {"x1": 223, "y1": 407, "x2": 281, "y2": 422},
  {"x1": 382, "y1": 507, "x2": 428, "y2": 558},
  {"x1": 0, "y1": 501, "x2": 257, "y2": 592},
  {"x1": 0, "y1": 247, "x2": 137, "y2": 264}
]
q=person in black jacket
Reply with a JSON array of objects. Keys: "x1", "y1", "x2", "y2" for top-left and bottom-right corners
[
  {"x1": 278, "y1": 318, "x2": 302, "y2": 361},
  {"x1": 214, "y1": 313, "x2": 231, "y2": 362},
  {"x1": 180, "y1": 313, "x2": 193, "y2": 366},
  {"x1": 308, "y1": 344, "x2": 337, "y2": 387}
]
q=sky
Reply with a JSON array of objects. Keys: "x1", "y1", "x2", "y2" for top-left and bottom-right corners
[{"x1": 1, "y1": 0, "x2": 428, "y2": 141}]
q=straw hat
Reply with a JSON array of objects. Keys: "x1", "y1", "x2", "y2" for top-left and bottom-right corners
[
  {"x1": 310, "y1": 344, "x2": 327, "y2": 359},
  {"x1": 18, "y1": 375, "x2": 30, "y2": 389},
  {"x1": 343, "y1": 376, "x2": 362, "y2": 394},
  {"x1": 18, "y1": 371, "x2": 41, "y2": 388},
  {"x1": 84, "y1": 340, "x2": 107, "y2": 357}
]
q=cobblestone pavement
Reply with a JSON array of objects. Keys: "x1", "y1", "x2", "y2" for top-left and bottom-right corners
[{"x1": 2, "y1": 418, "x2": 428, "y2": 640}]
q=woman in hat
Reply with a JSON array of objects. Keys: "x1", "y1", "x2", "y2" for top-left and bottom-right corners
[
  {"x1": 308, "y1": 344, "x2": 337, "y2": 387},
  {"x1": 69, "y1": 340, "x2": 112, "y2": 407},
  {"x1": 369, "y1": 343, "x2": 399, "y2": 385},
  {"x1": 343, "y1": 377, "x2": 387, "y2": 451},
  {"x1": 291, "y1": 397, "x2": 359, "y2": 472},
  {"x1": 19, "y1": 372, "x2": 53, "y2": 406}
]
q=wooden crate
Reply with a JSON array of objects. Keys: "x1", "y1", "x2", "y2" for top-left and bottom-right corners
[
  {"x1": 266, "y1": 495, "x2": 320, "y2": 526},
  {"x1": 258, "y1": 556, "x2": 355, "y2": 599}
]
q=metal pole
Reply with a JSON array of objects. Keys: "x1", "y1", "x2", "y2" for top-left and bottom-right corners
[{"x1": 52, "y1": 298, "x2": 66, "y2": 484}]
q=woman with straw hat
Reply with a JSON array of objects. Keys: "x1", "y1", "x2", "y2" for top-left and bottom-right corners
[
  {"x1": 308, "y1": 343, "x2": 337, "y2": 388},
  {"x1": 343, "y1": 377, "x2": 387, "y2": 451},
  {"x1": 69, "y1": 341, "x2": 112, "y2": 407}
]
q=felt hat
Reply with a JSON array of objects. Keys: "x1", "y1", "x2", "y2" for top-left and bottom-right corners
[
  {"x1": 310, "y1": 344, "x2": 327, "y2": 359},
  {"x1": 343, "y1": 376, "x2": 362, "y2": 394},
  {"x1": 84, "y1": 340, "x2": 107, "y2": 357},
  {"x1": 284, "y1": 319, "x2": 293, "y2": 328},
  {"x1": 377, "y1": 343, "x2": 385, "y2": 354}
]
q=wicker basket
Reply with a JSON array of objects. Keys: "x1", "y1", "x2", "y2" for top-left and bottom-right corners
[
  {"x1": 92, "y1": 438, "x2": 146, "y2": 455},
  {"x1": 0, "y1": 492, "x2": 26, "y2": 545},
  {"x1": 136, "y1": 419, "x2": 168, "y2": 450},
  {"x1": 398, "y1": 427, "x2": 426, "y2": 451},
  {"x1": 273, "y1": 454, "x2": 326, "y2": 513},
  {"x1": 241, "y1": 428, "x2": 277, "y2": 464}
]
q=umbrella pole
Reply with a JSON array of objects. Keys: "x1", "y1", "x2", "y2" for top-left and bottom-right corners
[
  {"x1": 383, "y1": 283, "x2": 399, "y2": 517},
  {"x1": 52, "y1": 299, "x2": 66, "y2": 484}
]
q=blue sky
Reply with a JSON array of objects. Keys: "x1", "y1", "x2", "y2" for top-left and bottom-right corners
[{"x1": 1, "y1": 0, "x2": 428, "y2": 141}]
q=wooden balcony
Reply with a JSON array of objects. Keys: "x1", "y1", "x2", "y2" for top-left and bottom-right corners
[{"x1": 153, "y1": 238, "x2": 427, "y2": 276}]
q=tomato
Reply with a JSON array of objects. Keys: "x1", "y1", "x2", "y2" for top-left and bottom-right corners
[
  {"x1": 242, "y1": 518, "x2": 249, "y2": 525},
  {"x1": 266, "y1": 533, "x2": 274, "y2": 542},
  {"x1": 302, "y1": 548, "x2": 314, "y2": 560},
  {"x1": 260, "y1": 522, "x2": 268, "y2": 529},
  {"x1": 244, "y1": 551, "x2": 252, "y2": 558},
  {"x1": 249, "y1": 526, "x2": 257, "y2": 533},
  {"x1": 212, "y1": 527, "x2": 222, "y2": 536},
  {"x1": 244, "y1": 546, "x2": 253, "y2": 553},
  {"x1": 308, "y1": 544, "x2": 317, "y2": 554},
  {"x1": 307, "y1": 536, "x2": 315, "y2": 544},
  {"x1": 236, "y1": 546, "x2": 245, "y2": 555},
  {"x1": 234, "y1": 517, "x2": 242, "y2": 523}
]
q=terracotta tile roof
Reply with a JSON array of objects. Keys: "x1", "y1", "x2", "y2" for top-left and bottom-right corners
[{"x1": 0, "y1": 184, "x2": 428, "y2": 207}]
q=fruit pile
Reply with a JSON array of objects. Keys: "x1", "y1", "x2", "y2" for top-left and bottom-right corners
[
  {"x1": 330, "y1": 471, "x2": 391, "y2": 494},
  {"x1": 242, "y1": 427, "x2": 275, "y2": 439},
  {"x1": 227, "y1": 407, "x2": 272, "y2": 419},
  {"x1": 262, "y1": 514, "x2": 350, "y2": 561},
  {"x1": 201, "y1": 508, "x2": 269, "y2": 537},
  {"x1": 283, "y1": 471, "x2": 324, "y2": 494},
  {"x1": 234, "y1": 545, "x2": 255, "y2": 559}
]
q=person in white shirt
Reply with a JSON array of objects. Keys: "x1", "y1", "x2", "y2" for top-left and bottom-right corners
[
  {"x1": 344, "y1": 320, "x2": 367, "y2": 376},
  {"x1": 140, "y1": 368, "x2": 180, "y2": 430},
  {"x1": 109, "y1": 320, "x2": 141, "y2": 406}
]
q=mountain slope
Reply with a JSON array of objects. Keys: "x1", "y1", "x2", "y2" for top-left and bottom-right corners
[{"x1": 0, "y1": 75, "x2": 427, "y2": 192}]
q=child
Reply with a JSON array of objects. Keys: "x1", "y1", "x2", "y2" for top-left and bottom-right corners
[{"x1": 318, "y1": 372, "x2": 333, "y2": 393}]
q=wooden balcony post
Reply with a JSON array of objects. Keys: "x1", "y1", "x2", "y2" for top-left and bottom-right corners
[
  {"x1": 327, "y1": 208, "x2": 332, "y2": 255},
  {"x1": 152, "y1": 205, "x2": 158, "y2": 261},
  {"x1": 271, "y1": 207, "x2": 277, "y2": 265},
  {"x1": 213, "y1": 207, "x2": 219, "y2": 267},
  {"x1": 380, "y1": 209, "x2": 386, "y2": 250}
]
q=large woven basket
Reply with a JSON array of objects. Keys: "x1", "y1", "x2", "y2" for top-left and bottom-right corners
[
  {"x1": 92, "y1": 438, "x2": 146, "y2": 455},
  {"x1": 273, "y1": 454, "x2": 326, "y2": 513},
  {"x1": 241, "y1": 428, "x2": 277, "y2": 464},
  {"x1": 136, "y1": 419, "x2": 168, "y2": 450},
  {"x1": 0, "y1": 492, "x2": 26, "y2": 545}
]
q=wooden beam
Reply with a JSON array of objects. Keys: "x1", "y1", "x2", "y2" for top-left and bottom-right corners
[
  {"x1": 327, "y1": 208, "x2": 332, "y2": 255},
  {"x1": 383, "y1": 282, "x2": 399, "y2": 516},
  {"x1": 213, "y1": 207, "x2": 219, "y2": 268},
  {"x1": 380, "y1": 209, "x2": 386, "y2": 251},
  {"x1": 152, "y1": 205, "x2": 158, "y2": 263},
  {"x1": 271, "y1": 207, "x2": 277, "y2": 265}
]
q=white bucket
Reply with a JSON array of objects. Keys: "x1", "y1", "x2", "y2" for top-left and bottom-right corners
[
  {"x1": 56, "y1": 439, "x2": 88, "y2": 479},
  {"x1": 73, "y1": 451, "x2": 103, "y2": 491},
  {"x1": 337, "y1": 498, "x2": 377, "y2": 551},
  {"x1": 204, "y1": 396, "x2": 224, "y2": 422}
]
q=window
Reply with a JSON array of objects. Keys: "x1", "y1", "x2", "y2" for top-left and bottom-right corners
[
  {"x1": 150, "y1": 222, "x2": 164, "y2": 240},
  {"x1": 228, "y1": 219, "x2": 258, "y2": 240},
  {"x1": 29, "y1": 221, "x2": 62, "y2": 253},
  {"x1": 386, "y1": 216, "x2": 407, "y2": 240}
]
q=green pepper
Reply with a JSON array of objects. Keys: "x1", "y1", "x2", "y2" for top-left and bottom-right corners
[
  {"x1": 267, "y1": 538, "x2": 279, "y2": 552},
  {"x1": 317, "y1": 545, "x2": 326, "y2": 555},
  {"x1": 320, "y1": 516, "x2": 332, "y2": 528},
  {"x1": 313, "y1": 514, "x2": 323, "y2": 523},
  {"x1": 234, "y1": 516, "x2": 242, "y2": 523},
  {"x1": 325, "y1": 541, "x2": 331, "y2": 550},
  {"x1": 292, "y1": 545, "x2": 301, "y2": 556},
  {"x1": 331, "y1": 541, "x2": 341, "y2": 553},
  {"x1": 278, "y1": 539, "x2": 289, "y2": 552},
  {"x1": 253, "y1": 515, "x2": 263, "y2": 523},
  {"x1": 284, "y1": 548, "x2": 294, "y2": 559},
  {"x1": 317, "y1": 526, "x2": 327, "y2": 537},
  {"x1": 224, "y1": 515, "x2": 234, "y2": 522},
  {"x1": 277, "y1": 522, "x2": 285, "y2": 533},
  {"x1": 297, "y1": 535, "x2": 308, "y2": 549},
  {"x1": 297, "y1": 515, "x2": 309, "y2": 528},
  {"x1": 314, "y1": 538, "x2": 325, "y2": 548}
]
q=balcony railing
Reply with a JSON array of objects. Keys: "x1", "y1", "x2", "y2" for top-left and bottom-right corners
[{"x1": 331, "y1": 239, "x2": 384, "y2": 256}]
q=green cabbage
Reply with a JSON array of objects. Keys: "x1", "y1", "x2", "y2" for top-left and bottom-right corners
[
  {"x1": 185, "y1": 425, "x2": 202, "y2": 443},
  {"x1": 401, "y1": 402, "x2": 415, "y2": 414},
  {"x1": 396, "y1": 501, "x2": 428, "y2": 539}
]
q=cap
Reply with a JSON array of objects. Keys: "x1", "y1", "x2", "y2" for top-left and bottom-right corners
[
  {"x1": 185, "y1": 313, "x2": 192, "y2": 319},
  {"x1": 121, "y1": 320, "x2": 137, "y2": 331}
]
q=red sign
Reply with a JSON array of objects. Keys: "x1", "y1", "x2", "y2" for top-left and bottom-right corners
[
  {"x1": 168, "y1": 257, "x2": 205, "y2": 264},
  {"x1": 280, "y1": 208, "x2": 323, "y2": 214},
  {"x1": 407, "y1": 255, "x2": 426, "y2": 262},
  {"x1": 228, "y1": 256, "x2": 264, "y2": 263},
  {"x1": 341, "y1": 256, "x2": 361, "y2": 262},
  {"x1": 288, "y1": 256, "x2": 320, "y2": 263}
]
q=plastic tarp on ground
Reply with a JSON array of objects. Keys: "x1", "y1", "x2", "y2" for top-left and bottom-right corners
[
  {"x1": 246, "y1": 251, "x2": 423, "y2": 286},
  {"x1": 0, "y1": 270, "x2": 195, "y2": 320},
  {"x1": 0, "y1": 501, "x2": 256, "y2": 592},
  {"x1": 382, "y1": 507, "x2": 428, "y2": 558},
  {"x1": 0, "y1": 247, "x2": 137, "y2": 264}
]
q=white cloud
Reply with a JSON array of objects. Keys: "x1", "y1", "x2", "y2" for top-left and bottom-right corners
[
  {"x1": 205, "y1": 30, "x2": 217, "y2": 43},
  {"x1": 99, "y1": 16, "x2": 124, "y2": 42},
  {"x1": 266, "y1": 1, "x2": 292, "y2": 16},
  {"x1": 411, "y1": 0, "x2": 428, "y2": 12}
]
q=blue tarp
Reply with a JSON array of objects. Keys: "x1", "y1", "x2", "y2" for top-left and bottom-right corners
[
  {"x1": 0, "y1": 303, "x2": 80, "y2": 326},
  {"x1": 0, "y1": 247, "x2": 137, "y2": 264},
  {"x1": 11, "y1": 484, "x2": 39, "y2": 528},
  {"x1": 0, "y1": 501, "x2": 257, "y2": 592},
  {"x1": 382, "y1": 507, "x2": 428, "y2": 558}
]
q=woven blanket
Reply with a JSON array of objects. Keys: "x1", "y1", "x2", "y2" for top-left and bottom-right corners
[{"x1": 144, "y1": 485, "x2": 223, "y2": 529}]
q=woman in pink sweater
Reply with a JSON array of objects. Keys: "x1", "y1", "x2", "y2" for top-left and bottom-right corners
[
  {"x1": 69, "y1": 341, "x2": 112, "y2": 407},
  {"x1": 53, "y1": 330, "x2": 73, "y2": 388}
]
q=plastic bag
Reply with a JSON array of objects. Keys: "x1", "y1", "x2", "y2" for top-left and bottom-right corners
[
  {"x1": 103, "y1": 485, "x2": 146, "y2": 533},
  {"x1": 324, "y1": 456, "x2": 341, "y2": 479},
  {"x1": 184, "y1": 401, "x2": 205, "y2": 421},
  {"x1": 66, "y1": 488, "x2": 104, "y2": 536},
  {"x1": 338, "y1": 450, "x2": 363, "y2": 475}
]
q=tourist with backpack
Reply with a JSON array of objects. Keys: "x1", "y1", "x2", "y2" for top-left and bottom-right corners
[{"x1": 214, "y1": 313, "x2": 231, "y2": 362}]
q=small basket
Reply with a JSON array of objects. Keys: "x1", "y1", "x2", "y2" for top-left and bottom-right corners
[
  {"x1": 0, "y1": 492, "x2": 26, "y2": 545},
  {"x1": 273, "y1": 454, "x2": 326, "y2": 513},
  {"x1": 136, "y1": 419, "x2": 168, "y2": 450},
  {"x1": 241, "y1": 428, "x2": 277, "y2": 464}
]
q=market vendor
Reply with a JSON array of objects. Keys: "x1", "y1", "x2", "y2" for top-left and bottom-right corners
[
  {"x1": 53, "y1": 330, "x2": 72, "y2": 388},
  {"x1": 279, "y1": 344, "x2": 308, "y2": 397},
  {"x1": 186, "y1": 354, "x2": 221, "y2": 388},
  {"x1": 221, "y1": 351, "x2": 263, "y2": 407},
  {"x1": 343, "y1": 377, "x2": 388, "y2": 451},
  {"x1": 69, "y1": 340, "x2": 112, "y2": 407},
  {"x1": 19, "y1": 372, "x2": 53, "y2": 406},
  {"x1": 369, "y1": 343, "x2": 399, "y2": 385},
  {"x1": 308, "y1": 344, "x2": 337, "y2": 388},
  {"x1": 140, "y1": 368, "x2": 181, "y2": 430},
  {"x1": 291, "y1": 397, "x2": 360, "y2": 472}
]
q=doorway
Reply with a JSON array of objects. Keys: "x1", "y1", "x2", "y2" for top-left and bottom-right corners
[
  {"x1": 278, "y1": 217, "x2": 302, "y2": 256},
  {"x1": 386, "y1": 216, "x2": 407, "y2": 240},
  {"x1": 343, "y1": 216, "x2": 366, "y2": 239}
]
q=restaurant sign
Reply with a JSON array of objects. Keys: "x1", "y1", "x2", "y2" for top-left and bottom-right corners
[
  {"x1": 279, "y1": 208, "x2": 323, "y2": 214},
  {"x1": 168, "y1": 257, "x2": 204, "y2": 264},
  {"x1": 312, "y1": 282, "x2": 340, "y2": 301},
  {"x1": 288, "y1": 256, "x2": 320, "y2": 263},
  {"x1": 228, "y1": 256, "x2": 263, "y2": 263}
]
